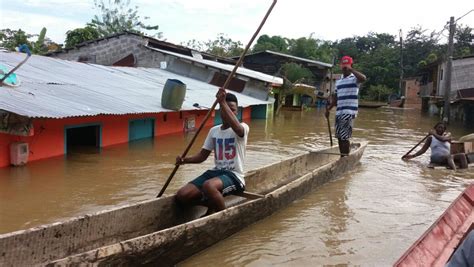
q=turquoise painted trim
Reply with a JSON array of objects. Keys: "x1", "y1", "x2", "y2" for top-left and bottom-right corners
[
  {"x1": 251, "y1": 104, "x2": 268, "y2": 119},
  {"x1": 214, "y1": 110, "x2": 222, "y2": 125},
  {"x1": 129, "y1": 118, "x2": 155, "y2": 141},
  {"x1": 64, "y1": 123, "x2": 102, "y2": 155},
  {"x1": 214, "y1": 108, "x2": 242, "y2": 126}
]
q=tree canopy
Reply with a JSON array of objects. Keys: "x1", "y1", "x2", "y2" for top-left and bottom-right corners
[
  {"x1": 182, "y1": 25, "x2": 473, "y2": 101},
  {"x1": 65, "y1": 26, "x2": 101, "y2": 48},
  {"x1": 90, "y1": 0, "x2": 161, "y2": 38}
]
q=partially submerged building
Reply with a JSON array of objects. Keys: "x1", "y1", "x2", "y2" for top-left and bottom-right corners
[
  {"x1": 49, "y1": 32, "x2": 282, "y2": 109},
  {"x1": 0, "y1": 51, "x2": 276, "y2": 168},
  {"x1": 419, "y1": 55, "x2": 474, "y2": 124},
  {"x1": 234, "y1": 50, "x2": 333, "y2": 108}
]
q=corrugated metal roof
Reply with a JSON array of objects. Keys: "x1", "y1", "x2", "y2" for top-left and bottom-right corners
[
  {"x1": 144, "y1": 46, "x2": 284, "y2": 85},
  {"x1": 0, "y1": 52, "x2": 271, "y2": 119}
]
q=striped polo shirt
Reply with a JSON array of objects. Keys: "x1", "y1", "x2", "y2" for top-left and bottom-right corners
[{"x1": 335, "y1": 73, "x2": 359, "y2": 116}]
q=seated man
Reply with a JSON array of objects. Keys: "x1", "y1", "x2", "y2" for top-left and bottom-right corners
[
  {"x1": 175, "y1": 88, "x2": 249, "y2": 215},
  {"x1": 402, "y1": 122, "x2": 468, "y2": 170}
]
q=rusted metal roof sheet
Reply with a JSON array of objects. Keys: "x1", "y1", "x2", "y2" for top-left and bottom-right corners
[
  {"x1": 144, "y1": 46, "x2": 284, "y2": 85},
  {"x1": 0, "y1": 52, "x2": 271, "y2": 119}
]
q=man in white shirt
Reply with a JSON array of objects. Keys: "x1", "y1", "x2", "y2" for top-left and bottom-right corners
[
  {"x1": 325, "y1": 56, "x2": 366, "y2": 156},
  {"x1": 175, "y1": 88, "x2": 249, "y2": 215}
]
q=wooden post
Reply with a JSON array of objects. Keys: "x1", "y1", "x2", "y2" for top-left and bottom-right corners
[
  {"x1": 399, "y1": 29, "x2": 404, "y2": 96},
  {"x1": 443, "y1": 16, "x2": 455, "y2": 123}
]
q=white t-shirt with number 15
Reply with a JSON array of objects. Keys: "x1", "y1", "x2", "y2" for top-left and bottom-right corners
[{"x1": 202, "y1": 123, "x2": 250, "y2": 186}]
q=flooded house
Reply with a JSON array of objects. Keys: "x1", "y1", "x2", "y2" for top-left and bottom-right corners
[
  {"x1": 233, "y1": 50, "x2": 332, "y2": 109},
  {"x1": 49, "y1": 32, "x2": 282, "y2": 119},
  {"x1": 0, "y1": 51, "x2": 281, "y2": 168},
  {"x1": 397, "y1": 77, "x2": 422, "y2": 109},
  {"x1": 419, "y1": 54, "x2": 474, "y2": 125}
]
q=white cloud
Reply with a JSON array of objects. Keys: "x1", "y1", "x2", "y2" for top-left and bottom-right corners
[
  {"x1": 2, "y1": 11, "x2": 84, "y2": 44},
  {"x1": 1, "y1": 0, "x2": 473, "y2": 46},
  {"x1": 21, "y1": 0, "x2": 91, "y2": 8}
]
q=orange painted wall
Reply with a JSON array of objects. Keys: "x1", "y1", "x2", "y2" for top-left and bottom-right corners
[
  {"x1": 242, "y1": 107, "x2": 252, "y2": 123},
  {"x1": 0, "y1": 110, "x2": 216, "y2": 168},
  {"x1": 154, "y1": 110, "x2": 214, "y2": 136}
]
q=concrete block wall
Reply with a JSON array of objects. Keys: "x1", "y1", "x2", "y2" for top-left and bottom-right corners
[
  {"x1": 438, "y1": 57, "x2": 474, "y2": 96},
  {"x1": 54, "y1": 34, "x2": 150, "y2": 66}
]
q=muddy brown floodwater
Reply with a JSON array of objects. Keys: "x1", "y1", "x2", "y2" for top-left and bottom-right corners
[{"x1": 0, "y1": 108, "x2": 472, "y2": 266}]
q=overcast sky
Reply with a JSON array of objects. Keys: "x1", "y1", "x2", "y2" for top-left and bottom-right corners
[{"x1": 1, "y1": 0, "x2": 473, "y2": 46}]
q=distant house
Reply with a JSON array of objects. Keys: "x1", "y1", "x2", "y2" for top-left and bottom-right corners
[
  {"x1": 0, "y1": 52, "x2": 271, "y2": 168},
  {"x1": 400, "y1": 77, "x2": 422, "y2": 109},
  {"x1": 419, "y1": 55, "x2": 474, "y2": 124},
  {"x1": 234, "y1": 50, "x2": 333, "y2": 108},
  {"x1": 49, "y1": 32, "x2": 283, "y2": 116}
]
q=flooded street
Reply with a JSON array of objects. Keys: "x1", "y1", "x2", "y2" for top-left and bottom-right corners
[{"x1": 1, "y1": 108, "x2": 473, "y2": 265}]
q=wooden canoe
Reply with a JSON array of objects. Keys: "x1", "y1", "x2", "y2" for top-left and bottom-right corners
[
  {"x1": 394, "y1": 183, "x2": 474, "y2": 267},
  {"x1": 358, "y1": 101, "x2": 387, "y2": 108},
  {"x1": 427, "y1": 163, "x2": 474, "y2": 170},
  {"x1": 0, "y1": 142, "x2": 367, "y2": 266}
]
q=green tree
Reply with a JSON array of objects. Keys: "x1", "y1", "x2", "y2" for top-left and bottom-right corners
[
  {"x1": 65, "y1": 26, "x2": 101, "y2": 48},
  {"x1": 288, "y1": 36, "x2": 334, "y2": 63},
  {"x1": 90, "y1": 0, "x2": 161, "y2": 38},
  {"x1": 183, "y1": 34, "x2": 244, "y2": 57},
  {"x1": 0, "y1": 29, "x2": 32, "y2": 51},
  {"x1": 357, "y1": 43, "x2": 399, "y2": 96},
  {"x1": 274, "y1": 62, "x2": 314, "y2": 114},
  {"x1": 454, "y1": 24, "x2": 474, "y2": 57},
  {"x1": 252, "y1": 35, "x2": 289, "y2": 53},
  {"x1": 204, "y1": 33, "x2": 243, "y2": 57},
  {"x1": 334, "y1": 37, "x2": 359, "y2": 60},
  {"x1": 366, "y1": 84, "x2": 393, "y2": 102},
  {"x1": 279, "y1": 62, "x2": 313, "y2": 83},
  {"x1": 402, "y1": 26, "x2": 441, "y2": 77},
  {"x1": 32, "y1": 27, "x2": 47, "y2": 54},
  {"x1": 182, "y1": 39, "x2": 204, "y2": 51}
]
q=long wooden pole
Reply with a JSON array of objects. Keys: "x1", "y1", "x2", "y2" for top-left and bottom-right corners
[
  {"x1": 326, "y1": 56, "x2": 335, "y2": 147},
  {"x1": 0, "y1": 45, "x2": 31, "y2": 86},
  {"x1": 157, "y1": 0, "x2": 278, "y2": 197},
  {"x1": 402, "y1": 134, "x2": 430, "y2": 159}
]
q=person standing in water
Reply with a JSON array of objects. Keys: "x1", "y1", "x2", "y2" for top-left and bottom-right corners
[{"x1": 325, "y1": 56, "x2": 367, "y2": 156}]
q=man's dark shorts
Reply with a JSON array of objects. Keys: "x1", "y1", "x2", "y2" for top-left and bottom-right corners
[
  {"x1": 190, "y1": 169, "x2": 244, "y2": 196},
  {"x1": 335, "y1": 114, "x2": 355, "y2": 141}
]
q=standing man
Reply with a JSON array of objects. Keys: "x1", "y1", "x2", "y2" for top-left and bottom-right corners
[
  {"x1": 325, "y1": 56, "x2": 367, "y2": 156},
  {"x1": 175, "y1": 88, "x2": 249, "y2": 216}
]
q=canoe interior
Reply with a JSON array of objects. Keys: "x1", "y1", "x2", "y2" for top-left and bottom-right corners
[
  {"x1": 394, "y1": 183, "x2": 474, "y2": 267},
  {"x1": 0, "y1": 143, "x2": 365, "y2": 266}
]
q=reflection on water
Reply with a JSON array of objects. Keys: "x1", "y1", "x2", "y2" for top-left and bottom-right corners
[{"x1": 1, "y1": 108, "x2": 473, "y2": 265}]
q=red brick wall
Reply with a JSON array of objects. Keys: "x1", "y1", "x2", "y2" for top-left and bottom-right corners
[{"x1": 405, "y1": 79, "x2": 421, "y2": 106}]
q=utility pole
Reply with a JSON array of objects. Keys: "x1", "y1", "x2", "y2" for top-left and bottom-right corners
[
  {"x1": 399, "y1": 29, "x2": 404, "y2": 96},
  {"x1": 443, "y1": 16, "x2": 455, "y2": 123}
]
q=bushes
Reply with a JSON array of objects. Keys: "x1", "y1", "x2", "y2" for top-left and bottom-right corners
[{"x1": 365, "y1": 85, "x2": 394, "y2": 102}]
